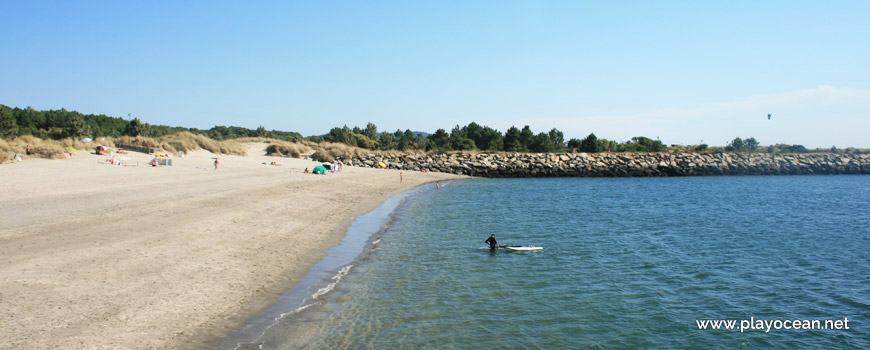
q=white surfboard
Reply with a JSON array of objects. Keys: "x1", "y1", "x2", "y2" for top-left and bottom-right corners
[
  {"x1": 478, "y1": 245, "x2": 543, "y2": 251},
  {"x1": 505, "y1": 246, "x2": 543, "y2": 251}
]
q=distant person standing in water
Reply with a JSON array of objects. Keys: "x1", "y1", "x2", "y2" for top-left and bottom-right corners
[{"x1": 485, "y1": 234, "x2": 498, "y2": 250}]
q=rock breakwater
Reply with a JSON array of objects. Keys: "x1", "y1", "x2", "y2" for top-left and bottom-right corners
[{"x1": 341, "y1": 152, "x2": 869, "y2": 177}]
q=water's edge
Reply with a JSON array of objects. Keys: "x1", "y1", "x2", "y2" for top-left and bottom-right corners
[{"x1": 211, "y1": 182, "x2": 443, "y2": 349}]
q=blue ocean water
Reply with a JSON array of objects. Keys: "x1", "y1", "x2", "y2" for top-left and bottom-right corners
[{"x1": 252, "y1": 176, "x2": 869, "y2": 349}]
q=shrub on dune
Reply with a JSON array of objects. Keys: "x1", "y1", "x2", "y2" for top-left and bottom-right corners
[
  {"x1": 265, "y1": 140, "x2": 313, "y2": 158},
  {"x1": 310, "y1": 142, "x2": 383, "y2": 162}
]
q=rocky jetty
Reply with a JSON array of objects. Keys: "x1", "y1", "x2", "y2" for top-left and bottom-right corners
[{"x1": 340, "y1": 152, "x2": 869, "y2": 177}]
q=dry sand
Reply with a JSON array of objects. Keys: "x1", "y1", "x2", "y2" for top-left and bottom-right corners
[{"x1": 0, "y1": 144, "x2": 459, "y2": 349}]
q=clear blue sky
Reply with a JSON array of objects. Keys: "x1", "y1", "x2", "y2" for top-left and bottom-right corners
[{"x1": 2, "y1": 0, "x2": 868, "y2": 147}]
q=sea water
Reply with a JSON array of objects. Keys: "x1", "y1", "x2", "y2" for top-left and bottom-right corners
[{"x1": 237, "y1": 176, "x2": 869, "y2": 349}]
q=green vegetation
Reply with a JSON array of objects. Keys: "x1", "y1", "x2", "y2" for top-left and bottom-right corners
[
  {"x1": 2, "y1": 104, "x2": 865, "y2": 156},
  {"x1": 0, "y1": 104, "x2": 303, "y2": 142},
  {"x1": 722, "y1": 136, "x2": 840, "y2": 154},
  {"x1": 725, "y1": 137, "x2": 760, "y2": 152},
  {"x1": 217, "y1": 121, "x2": 667, "y2": 155}
]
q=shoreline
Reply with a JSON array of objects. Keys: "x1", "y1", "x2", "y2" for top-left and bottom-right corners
[
  {"x1": 199, "y1": 182, "x2": 446, "y2": 350},
  {"x1": 0, "y1": 144, "x2": 458, "y2": 349},
  {"x1": 213, "y1": 182, "x2": 439, "y2": 349}
]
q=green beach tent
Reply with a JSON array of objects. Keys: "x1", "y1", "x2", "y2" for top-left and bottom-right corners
[{"x1": 312, "y1": 165, "x2": 327, "y2": 174}]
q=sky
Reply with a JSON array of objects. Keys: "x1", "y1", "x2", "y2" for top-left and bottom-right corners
[{"x1": 1, "y1": 0, "x2": 868, "y2": 148}]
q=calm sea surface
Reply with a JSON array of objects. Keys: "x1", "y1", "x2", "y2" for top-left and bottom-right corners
[{"x1": 244, "y1": 176, "x2": 869, "y2": 349}]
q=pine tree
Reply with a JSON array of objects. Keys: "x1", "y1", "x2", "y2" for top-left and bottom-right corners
[
  {"x1": 580, "y1": 133, "x2": 599, "y2": 152},
  {"x1": 0, "y1": 105, "x2": 18, "y2": 138},
  {"x1": 123, "y1": 118, "x2": 148, "y2": 137}
]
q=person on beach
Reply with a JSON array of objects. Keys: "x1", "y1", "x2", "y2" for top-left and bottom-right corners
[
  {"x1": 26, "y1": 145, "x2": 32, "y2": 155},
  {"x1": 304, "y1": 167, "x2": 310, "y2": 174},
  {"x1": 214, "y1": 158, "x2": 219, "y2": 171},
  {"x1": 485, "y1": 234, "x2": 498, "y2": 250},
  {"x1": 400, "y1": 172, "x2": 403, "y2": 183}
]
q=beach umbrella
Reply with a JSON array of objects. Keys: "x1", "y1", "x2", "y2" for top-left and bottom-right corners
[{"x1": 312, "y1": 165, "x2": 327, "y2": 174}]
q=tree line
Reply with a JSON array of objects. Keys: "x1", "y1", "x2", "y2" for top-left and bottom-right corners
[
  {"x1": 725, "y1": 136, "x2": 815, "y2": 154},
  {"x1": 0, "y1": 104, "x2": 303, "y2": 142},
  {"x1": 313, "y1": 122, "x2": 669, "y2": 153},
  {"x1": 2, "y1": 104, "x2": 844, "y2": 154}
]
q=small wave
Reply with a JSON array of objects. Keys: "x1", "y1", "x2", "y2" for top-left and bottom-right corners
[
  {"x1": 311, "y1": 264, "x2": 354, "y2": 300},
  {"x1": 232, "y1": 298, "x2": 325, "y2": 349},
  {"x1": 272, "y1": 264, "x2": 356, "y2": 324},
  {"x1": 282, "y1": 301, "x2": 318, "y2": 319}
]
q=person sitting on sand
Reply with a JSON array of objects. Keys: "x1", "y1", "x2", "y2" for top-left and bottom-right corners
[{"x1": 304, "y1": 167, "x2": 310, "y2": 174}]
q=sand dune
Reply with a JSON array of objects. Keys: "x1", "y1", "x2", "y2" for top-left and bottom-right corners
[{"x1": 0, "y1": 144, "x2": 458, "y2": 349}]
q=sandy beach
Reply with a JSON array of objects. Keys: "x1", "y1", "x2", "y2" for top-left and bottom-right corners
[{"x1": 0, "y1": 144, "x2": 458, "y2": 349}]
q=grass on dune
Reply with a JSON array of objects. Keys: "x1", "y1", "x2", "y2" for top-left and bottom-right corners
[
  {"x1": 115, "y1": 132, "x2": 248, "y2": 156},
  {"x1": 0, "y1": 133, "x2": 366, "y2": 163},
  {"x1": 1, "y1": 132, "x2": 249, "y2": 162},
  {"x1": 1, "y1": 136, "x2": 69, "y2": 162},
  {"x1": 264, "y1": 140, "x2": 313, "y2": 158}
]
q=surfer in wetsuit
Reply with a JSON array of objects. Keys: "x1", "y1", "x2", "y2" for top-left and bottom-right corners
[{"x1": 485, "y1": 234, "x2": 498, "y2": 250}]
